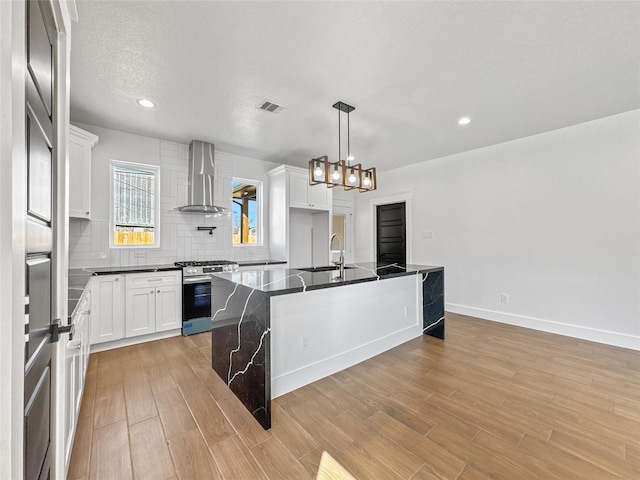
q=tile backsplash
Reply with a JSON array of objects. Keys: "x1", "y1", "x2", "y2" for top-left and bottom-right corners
[{"x1": 69, "y1": 135, "x2": 271, "y2": 268}]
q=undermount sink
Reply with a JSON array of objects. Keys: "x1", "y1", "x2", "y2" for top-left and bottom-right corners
[{"x1": 296, "y1": 265, "x2": 356, "y2": 272}]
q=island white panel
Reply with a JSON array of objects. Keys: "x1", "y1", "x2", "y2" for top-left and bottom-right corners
[{"x1": 270, "y1": 274, "x2": 422, "y2": 397}]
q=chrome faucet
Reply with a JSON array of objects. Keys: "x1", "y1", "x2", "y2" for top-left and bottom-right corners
[{"x1": 330, "y1": 233, "x2": 345, "y2": 278}]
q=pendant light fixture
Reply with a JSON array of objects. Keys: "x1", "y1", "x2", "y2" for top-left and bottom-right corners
[{"x1": 309, "y1": 101, "x2": 377, "y2": 192}]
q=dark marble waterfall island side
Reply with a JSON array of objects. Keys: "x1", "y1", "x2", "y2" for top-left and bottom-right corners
[{"x1": 210, "y1": 262, "x2": 444, "y2": 430}]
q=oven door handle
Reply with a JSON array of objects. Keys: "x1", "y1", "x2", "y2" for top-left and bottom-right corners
[{"x1": 183, "y1": 275, "x2": 213, "y2": 284}]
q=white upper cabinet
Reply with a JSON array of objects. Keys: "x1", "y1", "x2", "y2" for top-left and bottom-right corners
[
  {"x1": 68, "y1": 125, "x2": 98, "y2": 219},
  {"x1": 287, "y1": 167, "x2": 331, "y2": 210}
]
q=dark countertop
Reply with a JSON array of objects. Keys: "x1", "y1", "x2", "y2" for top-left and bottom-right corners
[
  {"x1": 213, "y1": 262, "x2": 443, "y2": 296},
  {"x1": 87, "y1": 264, "x2": 181, "y2": 275},
  {"x1": 236, "y1": 259, "x2": 287, "y2": 267}
]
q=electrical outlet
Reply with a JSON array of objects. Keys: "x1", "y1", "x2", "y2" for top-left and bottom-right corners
[
  {"x1": 301, "y1": 335, "x2": 310, "y2": 351},
  {"x1": 500, "y1": 293, "x2": 509, "y2": 304},
  {"x1": 404, "y1": 305, "x2": 408, "y2": 317}
]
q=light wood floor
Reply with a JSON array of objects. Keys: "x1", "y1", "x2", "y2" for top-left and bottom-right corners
[{"x1": 68, "y1": 313, "x2": 640, "y2": 480}]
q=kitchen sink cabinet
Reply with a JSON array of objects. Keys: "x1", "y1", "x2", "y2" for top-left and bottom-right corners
[
  {"x1": 68, "y1": 124, "x2": 98, "y2": 219},
  {"x1": 90, "y1": 274, "x2": 124, "y2": 344}
]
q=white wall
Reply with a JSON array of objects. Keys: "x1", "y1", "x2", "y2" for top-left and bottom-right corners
[
  {"x1": 352, "y1": 110, "x2": 640, "y2": 350},
  {"x1": 69, "y1": 124, "x2": 280, "y2": 268}
]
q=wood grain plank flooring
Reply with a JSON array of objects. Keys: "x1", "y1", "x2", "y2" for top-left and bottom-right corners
[
  {"x1": 154, "y1": 387, "x2": 198, "y2": 439},
  {"x1": 69, "y1": 312, "x2": 640, "y2": 479},
  {"x1": 209, "y1": 434, "x2": 267, "y2": 480},
  {"x1": 129, "y1": 416, "x2": 175, "y2": 480},
  {"x1": 168, "y1": 428, "x2": 223, "y2": 479},
  {"x1": 88, "y1": 420, "x2": 132, "y2": 479},
  {"x1": 92, "y1": 383, "x2": 126, "y2": 429}
]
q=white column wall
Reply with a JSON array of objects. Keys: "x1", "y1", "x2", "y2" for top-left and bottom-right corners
[{"x1": 352, "y1": 111, "x2": 640, "y2": 350}]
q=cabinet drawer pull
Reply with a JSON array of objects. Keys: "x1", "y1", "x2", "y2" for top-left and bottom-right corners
[{"x1": 148, "y1": 278, "x2": 163, "y2": 282}]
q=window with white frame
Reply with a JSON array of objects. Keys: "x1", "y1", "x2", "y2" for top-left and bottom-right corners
[
  {"x1": 110, "y1": 161, "x2": 160, "y2": 247},
  {"x1": 232, "y1": 178, "x2": 261, "y2": 245}
]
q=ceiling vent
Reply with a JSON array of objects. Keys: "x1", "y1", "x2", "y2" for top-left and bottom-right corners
[{"x1": 258, "y1": 101, "x2": 285, "y2": 114}]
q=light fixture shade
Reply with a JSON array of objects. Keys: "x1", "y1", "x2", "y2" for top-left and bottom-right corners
[
  {"x1": 327, "y1": 159, "x2": 346, "y2": 187},
  {"x1": 342, "y1": 162, "x2": 362, "y2": 191},
  {"x1": 359, "y1": 167, "x2": 377, "y2": 192},
  {"x1": 309, "y1": 156, "x2": 329, "y2": 184},
  {"x1": 309, "y1": 156, "x2": 347, "y2": 188},
  {"x1": 308, "y1": 101, "x2": 377, "y2": 193}
]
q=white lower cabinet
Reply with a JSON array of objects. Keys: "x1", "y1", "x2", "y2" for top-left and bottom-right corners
[
  {"x1": 90, "y1": 274, "x2": 124, "y2": 344},
  {"x1": 64, "y1": 285, "x2": 91, "y2": 472},
  {"x1": 125, "y1": 287, "x2": 156, "y2": 337},
  {"x1": 155, "y1": 285, "x2": 181, "y2": 332},
  {"x1": 125, "y1": 282, "x2": 181, "y2": 337},
  {"x1": 91, "y1": 270, "x2": 182, "y2": 345}
]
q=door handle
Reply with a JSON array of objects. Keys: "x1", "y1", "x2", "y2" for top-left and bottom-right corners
[{"x1": 51, "y1": 318, "x2": 72, "y2": 343}]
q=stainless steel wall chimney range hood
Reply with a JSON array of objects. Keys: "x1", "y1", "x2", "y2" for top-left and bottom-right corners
[{"x1": 176, "y1": 140, "x2": 230, "y2": 214}]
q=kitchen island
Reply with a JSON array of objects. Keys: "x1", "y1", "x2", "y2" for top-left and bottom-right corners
[{"x1": 210, "y1": 263, "x2": 444, "y2": 429}]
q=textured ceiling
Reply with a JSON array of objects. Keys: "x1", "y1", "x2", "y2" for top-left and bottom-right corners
[{"x1": 70, "y1": 1, "x2": 640, "y2": 171}]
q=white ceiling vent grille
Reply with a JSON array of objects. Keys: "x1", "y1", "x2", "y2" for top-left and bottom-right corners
[{"x1": 257, "y1": 101, "x2": 285, "y2": 114}]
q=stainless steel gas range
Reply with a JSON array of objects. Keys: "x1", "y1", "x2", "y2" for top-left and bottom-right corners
[{"x1": 175, "y1": 260, "x2": 239, "y2": 335}]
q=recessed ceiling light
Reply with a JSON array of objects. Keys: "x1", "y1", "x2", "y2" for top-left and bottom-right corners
[
  {"x1": 136, "y1": 98, "x2": 156, "y2": 108},
  {"x1": 458, "y1": 117, "x2": 471, "y2": 125}
]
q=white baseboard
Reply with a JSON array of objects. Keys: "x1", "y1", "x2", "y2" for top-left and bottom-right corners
[
  {"x1": 446, "y1": 303, "x2": 640, "y2": 351},
  {"x1": 271, "y1": 325, "x2": 422, "y2": 399},
  {"x1": 89, "y1": 328, "x2": 182, "y2": 353}
]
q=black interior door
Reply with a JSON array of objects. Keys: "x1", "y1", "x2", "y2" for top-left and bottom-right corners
[
  {"x1": 24, "y1": 1, "x2": 55, "y2": 479},
  {"x1": 376, "y1": 202, "x2": 406, "y2": 265}
]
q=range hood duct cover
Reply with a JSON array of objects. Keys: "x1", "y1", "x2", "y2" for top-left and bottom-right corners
[{"x1": 176, "y1": 140, "x2": 230, "y2": 214}]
